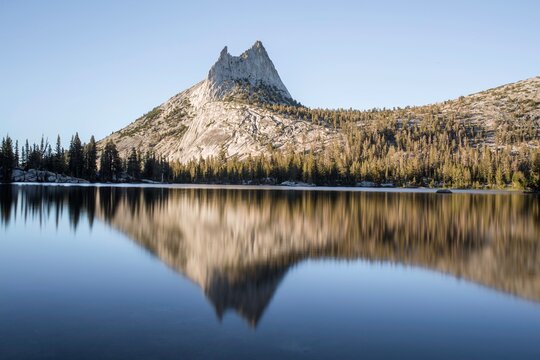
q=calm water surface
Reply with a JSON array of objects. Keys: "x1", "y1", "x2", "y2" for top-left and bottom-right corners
[{"x1": 1, "y1": 184, "x2": 540, "y2": 359}]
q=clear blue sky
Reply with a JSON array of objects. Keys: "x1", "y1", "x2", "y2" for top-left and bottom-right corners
[{"x1": 1, "y1": 0, "x2": 539, "y2": 145}]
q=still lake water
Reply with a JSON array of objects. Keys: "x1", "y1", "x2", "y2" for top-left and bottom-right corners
[{"x1": 1, "y1": 184, "x2": 540, "y2": 359}]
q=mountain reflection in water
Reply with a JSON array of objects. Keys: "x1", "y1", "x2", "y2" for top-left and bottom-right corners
[{"x1": 1, "y1": 185, "x2": 539, "y2": 326}]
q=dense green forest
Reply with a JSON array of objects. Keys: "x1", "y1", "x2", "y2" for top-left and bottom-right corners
[{"x1": 1, "y1": 103, "x2": 539, "y2": 190}]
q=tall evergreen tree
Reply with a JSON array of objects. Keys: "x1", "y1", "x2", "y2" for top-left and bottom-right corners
[
  {"x1": 20, "y1": 145, "x2": 25, "y2": 169},
  {"x1": 143, "y1": 152, "x2": 155, "y2": 180},
  {"x1": 44, "y1": 144, "x2": 53, "y2": 171},
  {"x1": 99, "y1": 141, "x2": 122, "y2": 182},
  {"x1": 68, "y1": 133, "x2": 84, "y2": 178},
  {"x1": 39, "y1": 135, "x2": 45, "y2": 154},
  {"x1": 54, "y1": 135, "x2": 65, "y2": 174},
  {"x1": 26, "y1": 143, "x2": 42, "y2": 170},
  {"x1": 0, "y1": 136, "x2": 15, "y2": 182},
  {"x1": 84, "y1": 135, "x2": 97, "y2": 181},
  {"x1": 14, "y1": 140, "x2": 19, "y2": 168},
  {"x1": 24, "y1": 140, "x2": 30, "y2": 169},
  {"x1": 127, "y1": 147, "x2": 141, "y2": 179}
]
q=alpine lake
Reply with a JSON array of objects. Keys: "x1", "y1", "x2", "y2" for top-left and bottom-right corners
[{"x1": 1, "y1": 184, "x2": 539, "y2": 359}]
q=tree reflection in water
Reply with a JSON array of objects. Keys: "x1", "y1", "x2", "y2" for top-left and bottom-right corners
[{"x1": 1, "y1": 184, "x2": 539, "y2": 326}]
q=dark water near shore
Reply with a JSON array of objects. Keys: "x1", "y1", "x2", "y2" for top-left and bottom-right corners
[{"x1": 1, "y1": 184, "x2": 540, "y2": 359}]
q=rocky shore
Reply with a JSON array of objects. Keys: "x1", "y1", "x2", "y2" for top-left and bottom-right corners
[{"x1": 11, "y1": 168, "x2": 89, "y2": 183}]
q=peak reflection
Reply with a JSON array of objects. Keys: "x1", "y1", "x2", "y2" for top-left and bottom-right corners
[{"x1": 2, "y1": 185, "x2": 539, "y2": 326}]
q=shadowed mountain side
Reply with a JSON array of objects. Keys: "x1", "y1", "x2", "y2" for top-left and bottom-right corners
[{"x1": 2, "y1": 185, "x2": 539, "y2": 326}]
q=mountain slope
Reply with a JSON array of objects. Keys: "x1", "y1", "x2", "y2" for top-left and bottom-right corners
[
  {"x1": 100, "y1": 41, "x2": 539, "y2": 164},
  {"x1": 101, "y1": 41, "x2": 336, "y2": 162},
  {"x1": 434, "y1": 76, "x2": 539, "y2": 144}
]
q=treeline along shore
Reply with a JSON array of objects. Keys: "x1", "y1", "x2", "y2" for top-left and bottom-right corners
[{"x1": 0, "y1": 131, "x2": 539, "y2": 190}]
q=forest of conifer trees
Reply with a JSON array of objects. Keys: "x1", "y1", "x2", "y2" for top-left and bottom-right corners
[
  {"x1": 1, "y1": 103, "x2": 539, "y2": 190},
  {"x1": 0, "y1": 134, "x2": 173, "y2": 184}
]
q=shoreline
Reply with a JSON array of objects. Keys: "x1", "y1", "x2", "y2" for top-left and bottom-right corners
[{"x1": 6, "y1": 182, "x2": 533, "y2": 195}]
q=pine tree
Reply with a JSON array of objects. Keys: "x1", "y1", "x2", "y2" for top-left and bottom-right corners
[
  {"x1": 24, "y1": 140, "x2": 30, "y2": 169},
  {"x1": 0, "y1": 136, "x2": 15, "y2": 182},
  {"x1": 127, "y1": 147, "x2": 141, "y2": 179},
  {"x1": 20, "y1": 145, "x2": 25, "y2": 169},
  {"x1": 84, "y1": 135, "x2": 97, "y2": 181},
  {"x1": 143, "y1": 152, "x2": 156, "y2": 180},
  {"x1": 99, "y1": 141, "x2": 122, "y2": 182},
  {"x1": 14, "y1": 140, "x2": 19, "y2": 168},
  {"x1": 68, "y1": 133, "x2": 84, "y2": 178},
  {"x1": 54, "y1": 135, "x2": 65, "y2": 174}
]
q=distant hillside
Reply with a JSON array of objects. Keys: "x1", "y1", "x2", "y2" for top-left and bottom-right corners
[
  {"x1": 424, "y1": 76, "x2": 539, "y2": 145},
  {"x1": 260, "y1": 76, "x2": 539, "y2": 149}
]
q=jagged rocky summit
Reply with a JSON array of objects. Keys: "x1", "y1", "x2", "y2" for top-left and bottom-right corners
[
  {"x1": 206, "y1": 41, "x2": 292, "y2": 103},
  {"x1": 100, "y1": 41, "x2": 334, "y2": 163}
]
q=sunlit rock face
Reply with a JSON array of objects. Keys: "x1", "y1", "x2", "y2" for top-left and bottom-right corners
[
  {"x1": 99, "y1": 41, "x2": 335, "y2": 163},
  {"x1": 206, "y1": 41, "x2": 292, "y2": 102},
  {"x1": 4, "y1": 186, "x2": 540, "y2": 326}
]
